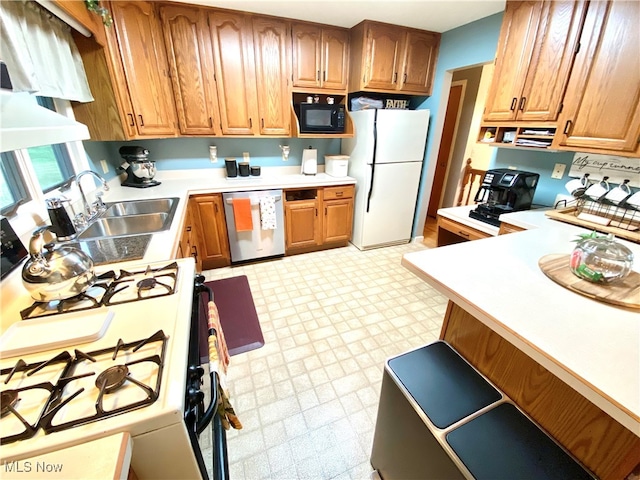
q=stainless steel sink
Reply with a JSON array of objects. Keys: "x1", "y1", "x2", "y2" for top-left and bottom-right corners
[
  {"x1": 102, "y1": 198, "x2": 178, "y2": 217},
  {"x1": 77, "y1": 197, "x2": 179, "y2": 240}
]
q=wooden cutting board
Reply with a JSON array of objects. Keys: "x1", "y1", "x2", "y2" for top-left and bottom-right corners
[{"x1": 538, "y1": 254, "x2": 640, "y2": 309}]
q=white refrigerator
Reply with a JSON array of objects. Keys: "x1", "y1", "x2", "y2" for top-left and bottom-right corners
[{"x1": 341, "y1": 109, "x2": 430, "y2": 250}]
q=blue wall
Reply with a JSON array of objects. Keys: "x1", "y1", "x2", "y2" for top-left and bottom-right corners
[
  {"x1": 413, "y1": 13, "x2": 503, "y2": 233},
  {"x1": 83, "y1": 138, "x2": 341, "y2": 181}
]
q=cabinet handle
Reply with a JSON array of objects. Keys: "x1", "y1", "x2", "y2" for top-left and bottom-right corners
[
  {"x1": 563, "y1": 120, "x2": 573, "y2": 135},
  {"x1": 323, "y1": 70, "x2": 326, "y2": 82},
  {"x1": 519, "y1": 97, "x2": 526, "y2": 111},
  {"x1": 335, "y1": 191, "x2": 343, "y2": 197},
  {"x1": 138, "y1": 115, "x2": 144, "y2": 126},
  {"x1": 261, "y1": 118, "x2": 264, "y2": 128},
  {"x1": 510, "y1": 98, "x2": 517, "y2": 111},
  {"x1": 457, "y1": 231, "x2": 470, "y2": 238},
  {"x1": 214, "y1": 203, "x2": 218, "y2": 214},
  {"x1": 249, "y1": 118, "x2": 252, "y2": 128},
  {"x1": 315, "y1": 208, "x2": 318, "y2": 216},
  {"x1": 191, "y1": 245, "x2": 198, "y2": 260},
  {"x1": 127, "y1": 113, "x2": 134, "y2": 126},
  {"x1": 208, "y1": 117, "x2": 212, "y2": 127},
  {"x1": 403, "y1": 73, "x2": 407, "y2": 83},
  {"x1": 186, "y1": 226, "x2": 192, "y2": 232},
  {"x1": 393, "y1": 72, "x2": 398, "y2": 83},
  {"x1": 324, "y1": 207, "x2": 327, "y2": 215},
  {"x1": 317, "y1": 70, "x2": 320, "y2": 81}
]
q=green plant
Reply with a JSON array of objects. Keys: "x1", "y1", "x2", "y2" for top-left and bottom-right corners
[
  {"x1": 85, "y1": 0, "x2": 112, "y2": 27},
  {"x1": 571, "y1": 230, "x2": 606, "y2": 242}
]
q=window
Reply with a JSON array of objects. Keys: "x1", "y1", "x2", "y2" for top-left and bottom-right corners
[
  {"x1": 0, "y1": 152, "x2": 30, "y2": 215},
  {"x1": 31, "y1": 97, "x2": 75, "y2": 192},
  {"x1": 1, "y1": 96, "x2": 77, "y2": 216}
]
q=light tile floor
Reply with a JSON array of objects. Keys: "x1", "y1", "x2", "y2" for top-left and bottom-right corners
[{"x1": 199, "y1": 242, "x2": 448, "y2": 480}]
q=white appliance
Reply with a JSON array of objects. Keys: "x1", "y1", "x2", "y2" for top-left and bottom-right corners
[
  {"x1": 341, "y1": 109, "x2": 430, "y2": 250},
  {"x1": 324, "y1": 155, "x2": 350, "y2": 177},
  {"x1": 0, "y1": 258, "x2": 227, "y2": 480}
]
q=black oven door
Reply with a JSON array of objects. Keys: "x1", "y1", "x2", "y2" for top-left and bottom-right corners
[{"x1": 184, "y1": 275, "x2": 229, "y2": 480}]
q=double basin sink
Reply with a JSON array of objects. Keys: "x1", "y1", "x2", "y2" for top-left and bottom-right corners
[{"x1": 77, "y1": 197, "x2": 179, "y2": 240}]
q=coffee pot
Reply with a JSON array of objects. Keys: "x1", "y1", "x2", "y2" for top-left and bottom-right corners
[
  {"x1": 119, "y1": 146, "x2": 160, "y2": 188},
  {"x1": 46, "y1": 196, "x2": 76, "y2": 240}
]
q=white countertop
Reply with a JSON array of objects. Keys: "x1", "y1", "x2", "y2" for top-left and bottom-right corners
[{"x1": 402, "y1": 211, "x2": 640, "y2": 436}]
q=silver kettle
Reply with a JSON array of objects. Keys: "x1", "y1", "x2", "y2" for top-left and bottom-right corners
[{"x1": 22, "y1": 226, "x2": 96, "y2": 302}]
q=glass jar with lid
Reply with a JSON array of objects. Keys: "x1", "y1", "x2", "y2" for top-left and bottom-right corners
[{"x1": 569, "y1": 232, "x2": 634, "y2": 283}]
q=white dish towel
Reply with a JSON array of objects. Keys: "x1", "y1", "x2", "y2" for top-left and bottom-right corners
[{"x1": 259, "y1": 196, "x2": 277, "y2": 230}]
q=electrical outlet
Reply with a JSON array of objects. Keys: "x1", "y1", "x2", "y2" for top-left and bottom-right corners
[
  {"x1": 243, "y1": 152, "x2": 250, "y2": 162},
  {"x1": 100, "y1": 159, "x2": 109, "y2": 174},
  {"x1": 551, "y1": 163, "x2": 566, "y2": 179},
  {"x1": 209, "y1": 145, "x2": 217, "y2": 163}
]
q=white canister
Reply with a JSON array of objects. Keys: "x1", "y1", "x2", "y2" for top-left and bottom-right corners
[{"x1": 324, "y1": 155, "x2": 350, "y2": 177}]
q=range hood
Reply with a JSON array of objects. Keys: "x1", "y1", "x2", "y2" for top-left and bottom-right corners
[{"x1": 0, "y1": 90, "x2": 90, "y2": 153}]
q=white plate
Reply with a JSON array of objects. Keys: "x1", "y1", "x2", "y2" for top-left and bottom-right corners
[{"x1": 0, "y1": 310, "x2": 114, "y2": 358}]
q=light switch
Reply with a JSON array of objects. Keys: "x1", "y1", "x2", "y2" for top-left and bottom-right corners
[
  {"x1": 100, "y1": 159, "x2": 109, "y2": 174},
  {"x1": 243, "y1": 152, "x2": 250, "y2": 162},
  {"x1": 209, "y1": 146, "x2": 217, "y2": 163}
]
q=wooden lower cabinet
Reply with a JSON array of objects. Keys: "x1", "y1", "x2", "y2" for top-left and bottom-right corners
[
  {"x1": 440, "y1": 302, "x2": 640, "y2": 480},
  {"x1": 498, "y1": 221, "x2": 526, "y2": 235},
  {"x1": 284, "y1": 185, "x2": 354, "y2": 254},
  {"x1": 436, "y1": 215, "x2": 492, "y2": 246},
  {"x1": 189, "y1": 194, "x2": 231, "y2": 270}
]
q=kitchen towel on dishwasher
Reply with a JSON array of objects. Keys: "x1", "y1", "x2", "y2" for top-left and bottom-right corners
[
  {"x1": 259, "y1": 196, "x2": 277, "y2": 230},
  {"x1": 232, "y1": 198, "x2": 253, "y2": 231}
]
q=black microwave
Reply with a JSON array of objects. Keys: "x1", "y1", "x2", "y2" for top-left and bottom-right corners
[{"x1": 297, "y1": 103, "x2": 345, "y2": 133}]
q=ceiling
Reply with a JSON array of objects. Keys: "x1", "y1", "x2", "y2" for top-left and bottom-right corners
[{"x1": 173, "y1": 0, "x2": 506, "y2": 33}]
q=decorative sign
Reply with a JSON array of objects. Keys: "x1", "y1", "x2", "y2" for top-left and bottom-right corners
[
  {"x1": 384, "y1": 99, "x2": 409, "y2": 109},
  {"x1": 569, "y1": 153, "x2": 640, "y2": 187}
]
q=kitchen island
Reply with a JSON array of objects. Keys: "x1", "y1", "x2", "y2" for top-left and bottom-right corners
[{"x1": 402, "y1": 212, "x2": 640, "y2": 479}]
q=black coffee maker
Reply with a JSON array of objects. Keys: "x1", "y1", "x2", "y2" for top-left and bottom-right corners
[
  {"x1": 469, "y1": 169, "x2": 540, "y2": 226},
  {"x1": 119, "y1": 146, "x2": 160, "y2": 188}
]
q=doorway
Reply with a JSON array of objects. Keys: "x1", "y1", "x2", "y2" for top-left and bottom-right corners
[{"x1": 426, "y1": 81, "x2": 465, "y2": 219}]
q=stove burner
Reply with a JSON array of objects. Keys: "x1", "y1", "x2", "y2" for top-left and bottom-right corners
[
  {"x1": 96, "y1": 365, "x2": 129, "y2": 393},
  {"x1": 137, "y1": 277, "x2": 158, "y2": 290},
  {"x1": 0, "y1": 390, "x2": 19, "y2": 418}
]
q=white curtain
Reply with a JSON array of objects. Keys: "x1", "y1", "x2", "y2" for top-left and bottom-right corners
[{"x1": 0, "y1": 1, "x2": 93, "y2": 102}]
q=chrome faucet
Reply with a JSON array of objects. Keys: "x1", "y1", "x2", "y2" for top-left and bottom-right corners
[{"x1": 75, "y1": 170, "x2": 109, "y2": 221}]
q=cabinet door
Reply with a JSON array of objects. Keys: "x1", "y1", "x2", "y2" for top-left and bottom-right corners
[
  {"x1": 285, "y1": 201, "x2": 321, "y2": 249},
  {"x1": 253, "y1": 17, "x2": 290, "y2": 136},
  {"x1": 555, "y1": 0, "x2": 640, "y2": 155},
  {"x1": 399, "y1": 30, "x2": 439, "y2": 95},
  {"x1": 292, "y1": 23, "x2": 321, "y2": 88},
  {"x1": 323, "y1": 199, "x2": 353, "y2": 244},
  {"x1": 363, "y1": 23, "x2": 405, "y2": 90},
  {"x1": 209, "y1": 11, "x2": 258, "y2": 135},
  {"x1": 190, "y1": 195, "x2": 231, "y2": 269},
  {"x1": 321, "y1": 27, "x2": 349, "y2": 90},
  {"x1": 483, "y1": 1, "x2": 542, "y2": 122},
  {"x1": 160, "y1": 5, "x2": 220, "y2": 136},
  {"x1": 518, "y1": 1, "x2": 587, "y2": 121},
  {"x1": 110, "y1": 1, "x2": 177, "y2": 136}
]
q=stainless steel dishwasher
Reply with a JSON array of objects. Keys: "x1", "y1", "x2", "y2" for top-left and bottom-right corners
[{"x1": 222, "y1": 190, "x2": 285, "y2": 263}]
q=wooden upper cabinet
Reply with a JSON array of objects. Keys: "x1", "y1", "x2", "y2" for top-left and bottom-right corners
[
  {"x1": 350, "y1": 20, "x2": 440, "y2": 95},
  {"x1": 321, "y1": 27, "x2": 349, "y2": 90},
  {"x1": 554, "y1": 0, "x2": 640, "y2": 155},
  {"x1": 208, "y1": 11, "x2": 258, "y2": 135},
  {"x1": 291, "y1": 23, "x2": 349, "y2": 91},
  {"x1": 399, "y1": 30, "x2": 440, "y2": 94},
  {"x1": 160, "y1": 5, "x2": 220, "y2": 136},
  {"x1": 109, "y1": 1, "x2": 177, "y2": 136},
  {"x1": 252, "y1": 17, "x2": 291, "y2": 135},
  {"x1": 362, "y1": 22, "x2": 404, "y2": 91},
  {"x1": 483, "y1": 1, "x2": 587, "y2": 122}
]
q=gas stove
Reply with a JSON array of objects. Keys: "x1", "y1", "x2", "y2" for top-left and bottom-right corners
[
  {"x1": 20, "y1": 262, "x2": 179, "y2": 320},
  {"x1": 0, "y1": 258, "x2": 204, "y2": 479},
  {"x1": 1, "y1": 330, "x2": 167, "y2": 444}
]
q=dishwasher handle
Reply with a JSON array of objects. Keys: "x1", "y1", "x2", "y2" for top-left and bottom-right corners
[{"x1": 225, "y1": 195, "x2": 281, "y2": 206}]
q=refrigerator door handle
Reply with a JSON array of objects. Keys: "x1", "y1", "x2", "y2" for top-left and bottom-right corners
[{"x1": 366, "y1": 109, "x2": 378, "y2": 213}]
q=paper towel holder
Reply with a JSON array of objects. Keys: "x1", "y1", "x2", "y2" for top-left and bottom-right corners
[{"x1": 301, "y1": 146, "x2": 317, "y2": 176}]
